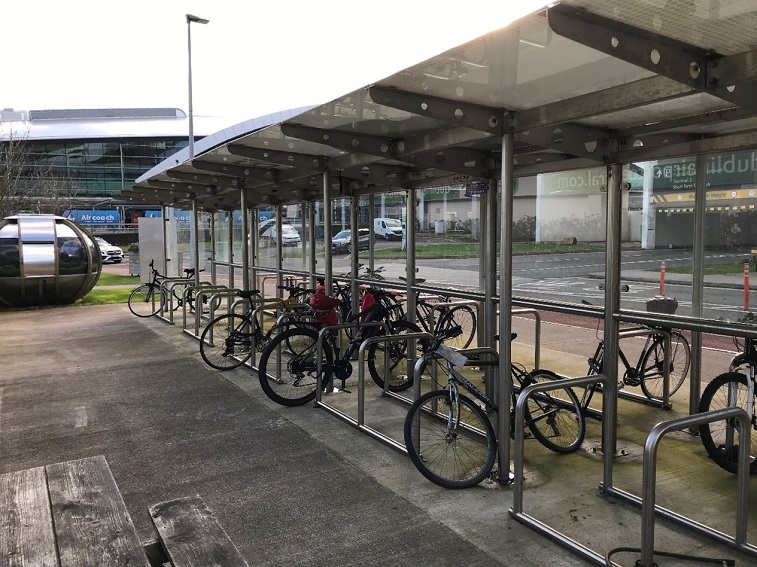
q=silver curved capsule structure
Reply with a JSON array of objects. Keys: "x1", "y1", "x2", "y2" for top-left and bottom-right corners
[{"x1": 0, "y1": 214, "x2": 101, "y2": 307}]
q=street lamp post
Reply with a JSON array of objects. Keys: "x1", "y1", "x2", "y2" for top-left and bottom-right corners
[{"x1": 186, "y1": 13, "x2": 208, "y2": 295}]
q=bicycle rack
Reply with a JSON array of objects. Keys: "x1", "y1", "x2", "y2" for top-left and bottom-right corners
[
  {"x1": 510, "y1": 374, "x2": 616, "y2": 567},
  {"x1": 156, "y1": 277, "x2": 199, "y2": 324},
  {"x1": 246, "y1": 300, "x2": 313, "y2": 368},
  {"x1": 180, "y1": 283, "x2": 230, "y2": 338},
  {"x1": 617, "y1": 326, "x2": 672, "y2": 409},
  {"x1": 313, "y1": 327, "x2": 433, "y2": 452},
  {"x1": 512, "y1": 307, "x2": 542, "y2": 370},
  {"x1": 606, "y1": 407, "x2": 755, "y2": 567},
  {"x1": 204, "y1": 288, "x2": 246, "y2": 322}
]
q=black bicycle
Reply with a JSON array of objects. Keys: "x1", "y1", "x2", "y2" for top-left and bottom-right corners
[
  {"x1": 128, "y1": 259, "x2": 207, "y2": 317},
  {"x1": 398, "y1": 275, "x2": 476, "y2": 350},
  {"x1": 698, "y1": 336, "x2": 757, "y2": 474},
  {"x1": 580, "y1": 300, "x2": 691, "y2": 403},
  {"x1": 257, "y1": 287, "x2": 428, "y2": 407},
  {"x1": 404, "y1": 327, "x2": 585, "y2": 489},
  {"x1": 199, "y1": 285, "x2": 316, "y2": 371}
]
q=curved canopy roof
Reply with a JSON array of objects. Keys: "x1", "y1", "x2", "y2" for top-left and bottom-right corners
[{"x1": 118, "y1": 0, "x2": 757, "y2": 211}]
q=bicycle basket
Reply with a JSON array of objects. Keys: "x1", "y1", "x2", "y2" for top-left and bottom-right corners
[{"x1": 646, "y1": 295, "x2": 678, "y2": 314}]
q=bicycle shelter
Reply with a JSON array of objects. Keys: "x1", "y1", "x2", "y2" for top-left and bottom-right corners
[{"x1": 117, "y1": 3, "x2": 757, "y2": 565}]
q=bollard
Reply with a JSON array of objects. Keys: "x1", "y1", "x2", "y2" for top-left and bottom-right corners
[
  {"x1": 659, "y1": 261, "x2": 666, "y2": 296},
  {"x1": 745, "y1": 260, "x2": 750, "y2": 312}
]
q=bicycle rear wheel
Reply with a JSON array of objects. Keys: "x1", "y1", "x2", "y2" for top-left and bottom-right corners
[
  {"x1": 436, "y1": 305, "x2": 476, "y2": 349},
  {"x1": 199, "y1": 314, "x2": 254, "y2": 370},
  {"x1": 698, "y1": 371, "x2": 757, "y2": 474},
  {"x1": 404, "y1": 389, "x2": 497, "y2": 489},
  {"x1": 367, "y1": 321, "x2": 428, "y2": 391},
  {"x1": 128, "y1": 284, "x2": 161, "y2": 317},
  {"x1": 640, "y1": 332, "x2": 691, "y2": 399},
  {"x1": 522, "y1": 369, "x2": 585, "y2": 453},
  {"x1": 257, "y1": 328, "x2": 333, "y2": 407}
]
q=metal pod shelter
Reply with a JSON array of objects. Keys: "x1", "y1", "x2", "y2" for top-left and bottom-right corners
[{"x1": 0, "y1": 214, "x2": 101, "y2": 307}]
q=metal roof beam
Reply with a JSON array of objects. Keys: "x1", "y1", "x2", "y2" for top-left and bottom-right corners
[
  {"x1": 548, "y1": 5, "x2": 757, "y2": 109},
  {"x1": 226, "y1": 144, "x2": 325, "y2": 171},
  {"x1": 165, "y1": 170, "x2": 240, "y2": 190},
  {"x1": 516, "y1": 122, "x2": 612, "y2": 162},
  {"x1": 512, "y1": 76, "x2": 695, "y2": 132},
  {"x1": 614, "y1": 129, "x2": 757, "y2": 163},
  {"x1": 368, "y1": 86, "x2": 504, "y2": 134}
]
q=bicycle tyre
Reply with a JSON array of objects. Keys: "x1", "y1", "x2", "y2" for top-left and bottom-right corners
[
  {"x1": 521, "y1": 369, "x2": 585, "y2": 453},
  {"x1": 640, "y1": 331, "x2": 691, "y2": 400},
  {"x1": 128, "y1": 284, "x2": 161, "y2": 317},
  {"x1": 257, "y1": 327, "x2": 333, "y2": 407},
  {"x1": 367, "y1": 321, "x2": 427, "y2": 391},
  {"x1": 199, "y1": 314, "x2": 254, "y2": 370},
  {"x1": 404, "y1": 389, "x2": 497, "y2": 489},
  {"x1": 698, "y1": 371, "x2": 757, "y2": 474},
  {"x1": 436, "y1": 305, "x2": 476, "y2": 349}
]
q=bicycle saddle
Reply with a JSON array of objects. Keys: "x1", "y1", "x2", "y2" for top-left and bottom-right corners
[
  {"x1": 237, "y1": 290, "x2": 261, "y2": 299},
  {"x1": 492, "y1": 333, "x2": 517, "y2": 342}
]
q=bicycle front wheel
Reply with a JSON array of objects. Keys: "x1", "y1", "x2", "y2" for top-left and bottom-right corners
[
  {"x1": 199, "y1": 314, "x2": 254, "y2": 371},
  {"x1": 257, "y1": 328, "x2": 333, "y2": 407},
  {"x1": 522, "y1": 369, "x2": 585, "y2": 453},
  {"x1": 640, "y1": 331, "x2": 691, "y2": 399},
  {"x1": 436, "y1": 305, "x2": 476, "y2": 349},
  {"x1": 404, "y1": 389, "x2": 497, "y2": 489},
  {"x1": 367, "y1": 321, "x2": 428, "y2": 391},
  {"x1": 128, "y1": 284, "x2": 161, "y2": 317},
  {"x1": 698, "y1": 372, "x2": 757, "y2": 474}
]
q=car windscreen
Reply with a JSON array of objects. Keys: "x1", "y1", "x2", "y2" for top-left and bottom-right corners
[{"x1": 385, "y1": 219, "x2": 402, "y2": 227}]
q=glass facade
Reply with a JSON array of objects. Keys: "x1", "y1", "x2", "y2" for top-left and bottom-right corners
[{"x1": 21, "y1": 139, "x2": 188, "y2": 197}]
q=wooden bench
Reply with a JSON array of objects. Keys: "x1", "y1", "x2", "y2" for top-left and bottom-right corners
[
  {"x1": 2, "y1": 456, "x2": 248, "y2": 567},
  {"x1": 148, "y1": 495, "x2": 249, "y2": 567},
  {"x1": 1, "y1": 455, "x2": 151, "y2": 566}
]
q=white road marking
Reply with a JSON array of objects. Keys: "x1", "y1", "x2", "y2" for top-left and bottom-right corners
[{"x1": 74, "y1": 406, "x2": 88, "y2": 428}]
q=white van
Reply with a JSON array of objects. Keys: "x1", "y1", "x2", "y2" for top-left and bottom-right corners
[{"x1": 374, "y1": 218, "x2": 403, "y2": 240}]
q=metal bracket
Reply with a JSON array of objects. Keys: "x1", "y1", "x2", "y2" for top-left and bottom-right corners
[
  {"x1": 516, "y1": 122, "x2": 612, "y2": 162},
  {"x1": 548, "y1": 5, "x2": 757, "y2": 109},
  {"x1": 368, "y1": 86, "x2": 504, "y2": 134},
  {"x1": 226, "y1": 143, "x2": 325, "y2": 171}
]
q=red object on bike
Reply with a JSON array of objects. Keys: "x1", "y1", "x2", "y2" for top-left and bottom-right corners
[
  {"x1": 360, "y1": 289, "x2": 376, "y2": 321},
  {"x1": 309, "y1": 289, "x2": 340, "y2": 327}
]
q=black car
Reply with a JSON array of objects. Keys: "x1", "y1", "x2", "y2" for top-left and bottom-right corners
[{"x1": 331, "y1": 229, "x2": 370, "y2": 254}]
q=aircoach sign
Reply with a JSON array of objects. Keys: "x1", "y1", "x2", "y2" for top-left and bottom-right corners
[{"x1": 64, "y1": 210, "x2": 121, "y2": 224}]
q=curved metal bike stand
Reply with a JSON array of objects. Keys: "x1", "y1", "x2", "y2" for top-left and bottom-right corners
[
  {"x1": 156, "y1": 277, "x2": 198, "y2": 324},
  {"x1": 510, "y1": 374, "x2": 616, "y2": 567},
  {"x1": 512, "y1": 307, "x2": 542, "y2": 370},
  {"x1": 617, "y1": 326, "x2": 672, "y2": 409},
  {"x1": 605, "y1": 407, "x2": 755, "y2": 567},
  {"x1": 180, "y1": 283, "x2": 229, "y2": 338},
  {"x1": 313, "y1": 325, "x2": 433, "y2": 453}
]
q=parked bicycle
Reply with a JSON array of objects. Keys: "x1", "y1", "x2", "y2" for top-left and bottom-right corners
[
  {"x1": 257, "y1": 287, "x2": 428, "y2": 406},
  {"x1": 580, "y1": 300, "x2": 691, "y2": 404},
  {"x1": 403, "y1": 327, "x2": 585, "y2": 489},
  {"x1": 199, "y1": 285, "x2": 316, "y2": 371},
  {"x1": 398, "y1": 275, "x2": 476, "y2": 350},
  {"x1": 698, "y1": 336, "x2": 757, "y2": 474},
  {"x1": 128, "y1": 259, "x2": 209, "y2": 317}
]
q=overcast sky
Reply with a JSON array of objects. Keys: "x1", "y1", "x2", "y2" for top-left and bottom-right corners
[{"x1": 1, "y1": 1, "x2": 549, "y2": 130}]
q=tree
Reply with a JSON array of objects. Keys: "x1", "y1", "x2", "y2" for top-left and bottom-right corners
[{"x1": 0, "y1": 127, "x2": 80, "y2": 218}]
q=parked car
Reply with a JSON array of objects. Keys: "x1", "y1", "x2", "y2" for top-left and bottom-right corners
[
  {"x1": 332, "y1": 228, "x2": 370, "y2": 254},
  {"x1": 95, "y1": 237, "x2": 124, "y2": 263},
  {"x1": 261, "y1": 223, "x2": 301, "y2": 246}
]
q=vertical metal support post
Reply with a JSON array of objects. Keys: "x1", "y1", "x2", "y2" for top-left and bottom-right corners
[
  {"x1": 602, "y1": 164, "x2": 622, "y2": 488},
  {"x1": 690, "y1": 153, "x2": 707, "y2": 419},
  {"x1": 192, "y1": 198, "x2": 201, "y2": 334},
  {"x1": 350, "y1": 194, "x2": 359, "y2": 308},
  {"x1": 484, "y1": 178, "x2": 498, "y2": 399},
  {"x1": 497, "y1": 132, "x2": 515, "y2": 482},
  {"x1": 228, "y1": 209, "x2": 234, "y2": 290},
  {"x1": 209, "y1": 213, "x2": 216, "y2": 284},
  {"x1": 161, "y1": 205, "x2": 169, "y2": 276},
  {"x1": 240, "y1": 188, "x2": 250, "y2": 291},
  {"x1": 275, "y1": 206, "x2": 283, "y2": 290},
  {"x1": 323, "y1": 171, "x2": 333, "y2": 290},
  {"x1": 406, "y1": 189, "x2": 417, "y2": 326},
  {"x1": 368, "y1": 194, "x2": 375, "y2": 270},
  {"x1": 308, "y1": 201, "x2": 317, "y2": 288}
]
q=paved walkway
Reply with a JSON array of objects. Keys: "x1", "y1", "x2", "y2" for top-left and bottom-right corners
[{"x1": 2, "y1": 303, "x2": 755, "y2": 566}]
